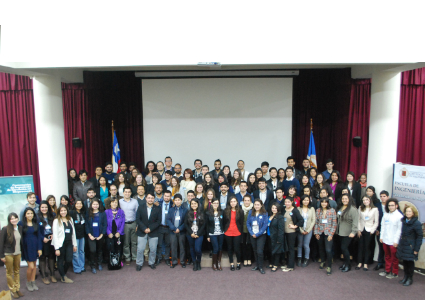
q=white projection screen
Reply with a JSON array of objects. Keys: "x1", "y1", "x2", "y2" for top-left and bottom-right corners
[{"x1": 142, "y1": 77, "x2": 293, "y2": 173}]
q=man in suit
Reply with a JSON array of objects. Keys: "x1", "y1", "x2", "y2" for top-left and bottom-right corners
[
  {"x1": 301, "y1": 159, "x2": 311, "y2": 176},
  {"x1": 192, "y1": 159, "x2": 203, "y2": 181},
  {"x1": 135, "y1": 192, "x2": 162, "y2": 271},
  {"x1": 253, "y1": 178, "x2": 274, "y2": 211},
  {"x1": 84, "y1": 188, "x2": 104, "y2": 211},
  {"x1": 73, "y1": 169, "x2": 94, "y2": 201},
  {"x1": 156, "y1": 191, "x2": 173, "y2": 266},
  {"x1": 235, "y1": 181, "x2": 254, "y2": 205},
  {"x1": 266, "y1": 167, "x2": 281, "y2": 198},
  {"x1": 218, "y1": 182, "x2": 234, "y2": 210},
  {"x1": 167, "y1": 193, "x2": 188, "y2": 268}
]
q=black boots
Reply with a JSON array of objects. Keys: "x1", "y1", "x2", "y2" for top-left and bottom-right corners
[
  {"x1": 403, "y1": 277, "x2": 413, "y2": 286},
  {"x1": 302, "y1": 259, "x2": 309, "y2": 267},
  {"x1": 399, "y1": 275, "x2": 408, "y2": 284},
  {"x1": 297, "y1": 258, "x2": 302, "y2": 267},
  {"x1": 341, "y1": 265, "x2": 351, "y2": 272},
  {"x1": 193, "y1": 261, "x2": 197, "y2": 271}
]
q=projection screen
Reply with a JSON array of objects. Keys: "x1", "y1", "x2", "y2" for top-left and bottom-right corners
[{"x1": 142, "y1": 77, "x2": 293, "y2": 173}]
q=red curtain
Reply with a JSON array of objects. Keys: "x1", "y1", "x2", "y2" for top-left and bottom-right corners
[
  {"x1": 397, "y1": 67, "x2": 425, "y2": 166},
  {"x1": 344, "y1": 79, "x2": 371, "y2": 178},
  {"x1": 62, "y1": 72, "x2": 144, "y2": 177},
  {"x1": 292, "y1": 69, "x2": 352, "y2": 177},
  {"x1": 0, "y1": 72, "x2": 41, "y2": 196}
]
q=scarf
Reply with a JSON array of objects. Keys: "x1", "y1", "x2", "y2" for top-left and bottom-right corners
[
  {"x1": 360, "y1": 181, "x2": 367, "y2": 188},
  {"x1": 242, "y1": 203, "x2": 253, "y2": 215}
]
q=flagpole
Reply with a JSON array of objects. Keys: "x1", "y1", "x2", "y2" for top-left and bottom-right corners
[
  {"x1": 112, "y1": 120, "x2": 114, "y2": 163},
  {"x1": 310, "y1": 118, "x2": 313, "y2": 132}
]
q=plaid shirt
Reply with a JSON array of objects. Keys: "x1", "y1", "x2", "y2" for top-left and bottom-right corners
[{"x1": 314, "y1": 208, "x2": 337, "y2": 236}]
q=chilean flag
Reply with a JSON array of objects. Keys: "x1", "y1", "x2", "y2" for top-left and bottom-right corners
[
  {"x1": 307, "y1": 131, "x2": 317, "y2": 169},
  {"x1": 112, "y1": 131, "x2": 121, "y2": 173}
]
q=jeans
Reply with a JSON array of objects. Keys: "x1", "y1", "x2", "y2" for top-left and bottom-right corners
[
  {"x1": 225, "y1": 235, "x2": 242, "y2": 263},
  {"x1": 186, "y1": 235, "x2": 204, "y2": 262},
  {"x1": 170, "y1": 232, "x2": 186, "y2": 264},
  {"x1": 297, "y1": 231, "x2": 313, "y2": 259},
  {"x1": 339, "y1": 236, "x2": 353, "y2": 266},
  {"x1": 123, "y1": 222, "x2": 138, "y2": 261},
  {"x1": 136, "y1": 235, "x2": 158, "y2": 266},
  {"x1": 357, "y1": 230, "x2": 372, "y2": 264},
  {"x1": 156, "y1": 226, "x2": 171, "y2": 260},
  {"x1": 285, "y1": 232, "x2": 297, "y2": 268},
  {"x1": 72, "y1": 237, "x2": 85, "y2": 272},
  {"x1": 250, "y1": 234, "x2": 266, "y2": 268},
  {"x1": 383, "y1": 243, "x2": 399, "y2": 274},
  {"x1": 210, "y1": 234, "x2": 224, "y2": 254},
  {"x1": 241, "y1": 232, "x2": 253, "y2": 261},
  {"x1": 318, "y1": 233, "x2": 333, "y2": 268},
  {"x1": 58, "y1": 240, "x2": 73, "y2": 279},
  {"x1": 5, "y1": 254, "x2": 20, "y2": 293}
]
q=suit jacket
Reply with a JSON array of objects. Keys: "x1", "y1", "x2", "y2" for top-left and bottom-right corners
[
  {"x1": 266, "y1": 178, "x2": 282, "y2": 193},
  {"x1": 222, "y1": 209, "x2": 244, "y2": 234},
  {"x1": 166, "y1": 206, "x2": 188, "y2": 233},
  {"x1": 73, "y1": 180, "x2": 94, "y2": 202},
  {"x1": 136, "y1": 203, "x2": 162, "y2": 237},
  {"x1": 348, "y1": 181, "x2": 362, "y2": 208},
  {"x1": 253, "y1": 189, "x2": 274, "y2": 211}
]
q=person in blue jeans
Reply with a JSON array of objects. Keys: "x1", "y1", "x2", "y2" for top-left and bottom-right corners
[
  {"x1": 70, "y1": 200, "x2": 86, "y2": 274},
  {"x1": 206, "y1": 199, "x2": 224, "y2": 271},
  {"x1": 184, "y1": 199, "x2": 206, "y2": 271}
]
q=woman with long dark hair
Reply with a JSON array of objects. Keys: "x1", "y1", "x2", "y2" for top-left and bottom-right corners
[
  {"x1": 0, "y1": 213, "x2": 24, "y2": 298},
  {"x1": 314, "y1": 198, "x2": 337, "y2": 275},
  {"x1": 282, "y1": 198, "x2": 303, "y2": 272},
  {"x1": 297, "y1": 195, "x2": 316, "y2": 267},
  {"x1": 241, "y1": 194, "x2": 254, "y2": 267},
  {"x1": 203, "y1": 173, "x2": 218, "y2": 197},
  {"x1": 308, "y1": 167, "x2": 317, "y2": 186},
  {"x1": 97, "y1": 175, "x2": 110, "y2": 205},
  {"x1": 345, "y1": 171, "x2": 362, "y2": 207},
  {"x1": 267, "y1": 203, "x2": 285, "y2": 272},
  {"x1": 247, "y1": 199, "x2": 268, "y2": 274},
  {"x1": 222, "y1": 165, "x2": 232, "y2": 184},
  {"x1": 301, "y1": 186, "x2": 318, "y2": 209},
  {"x1": 356, "y1": 196, "x2": 378, "y2": 271},
  {"x1": 224, "y1": 196, "x2": 244, "y2": 271},
  {"x1": 185, "y1": 199, "x2": 206, "y2": 271},
  {"x1": 60, "y1": 195, "x2": 71, "y2": 209},
  {"x1": 52, "y1": 205, "x2": 77, "y2": 283},
  {"x1": 206, "y1": 198, "x2": 224, "y2": 271},
  {"x1": 278, "y1": 168, "x2": 286, "y2": 186},
  {"x1": 70, "y1": 199, "x2": 86, "y2": 274},
  {"x1": 85, "y1": 199, "x2": 107, "y2": 274},
  {"x1": 300, "y1": 174, "x2": 311, "y2": 192},
  {"x1": 247, "y1": 173, "x2": 258, "y2": 194},
  {"x1": 336, "y1": 194, "x2": 358, "y2": 272},
  {"x1": 46, "y1": 195, "x2": 58, "y2": 216},
  {"x1": 105, "y1": 198, "x2": 125, "y2": 268},
  {"x1": 313, "y1": 173, "x2": 331, "y2": 199},
  {"x1": 231, "y1": 169, "x2": 242, "y2": 195},
  {"x1": 144, "y1": 161, "x2": 156, "y2": 184},
  {"x1": 68, "y1": 168, "x2": 78, "y2": 200},
  {"x1": 365, "y1": 186, "x2": 380, "y2": 207},
  {"x1": 147, "y1": 173, "x2": 162, "y2": 194},
  {"x1": 113, "y1": 173, "x2": 129, "y2": 197},
  {"x1": 19, "y1": 207, "x2": 42, "y2": 291},
  {"x1": 327, "y1": 170, "x2": 344, "y2": 200},
  {"x1": 37, "y1": 201, "x2": 56, "y2": 285}
]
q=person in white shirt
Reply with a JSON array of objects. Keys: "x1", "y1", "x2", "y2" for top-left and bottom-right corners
[
  {"x1": 379, "y1": 198, "x2": 403, "y2": 279},
  {"x1": 356, "y1": 196, "x2": 379, "y2": 271},
  {"x1": 237, "y1": 160, "x2": 250, "y2": 181}
]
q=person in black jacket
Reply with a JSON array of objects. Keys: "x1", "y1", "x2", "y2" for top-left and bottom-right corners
[
  {"x1": 282, "y1": 198, "x2": 303, "y2": 272},
  {"x1": 135, "y1": 192, "x2": 161, "y2": 271},
  {"x1": 223, "y1": 196, "x2": 244, "y2": 271},
  {"x1": 0, "y1": 213, "x2": 24, "y2": 298},
  {"x1": 69, "y1": 200, "x2": 86, "y2": 274},
  {"x1": 396, "y1": 205, "x2": 423, "y2": 286},
  {"x1": 206, "y1": 199, "x2": 224, "y2": 271},
  {"x1": 253, "y1": 178, "x2": 274, "y2": 211},
  {"x1": 36, "y1": 201, "x2": 56, "y2": 285},
  {"x1": 345, "y1": 171, "x2": 362, "y2": 208},
  {"x1": 85, "y1": 199, "x2": 107, "y2": 274},
  {"x1": 185, "y1": 199, "x2": 206, "y2": 271},
  {"x1": 267, "y1": 203, "x2": 285, "y2": 272}
]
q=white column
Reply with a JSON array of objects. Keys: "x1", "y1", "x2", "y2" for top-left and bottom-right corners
[
  {"x1": 367, "y1": 71, "x2": 401, "y2": 193},
  {"x1": 33, "y1": 75, "x2": 68, "y2": 200}
]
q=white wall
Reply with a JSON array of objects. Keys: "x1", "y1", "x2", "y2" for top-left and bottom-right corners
[{"x1": 142, "y1": 78, "x2": 292, "y2": 173}]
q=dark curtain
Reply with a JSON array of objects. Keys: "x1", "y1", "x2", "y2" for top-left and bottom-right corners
[
  {"x1": 397, "y1": 67, "x2": 425, "y2": 166},
  {"x1": 345, "y1": 79, "x2": 371, "y2": 178},
  {"x1": 292, "y1": 68, "x2": 352, "y2": 177},
  {"x1": 0, "y1": 72, "x2": 41, "y2": 196},
  {"x1": 62, "y1": 72, "x2": 144, "y2": 177}
]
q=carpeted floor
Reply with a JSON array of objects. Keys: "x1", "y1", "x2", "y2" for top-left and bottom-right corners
[{"x1": 0, "y1": 261, "x2": 423, "y2": 300}]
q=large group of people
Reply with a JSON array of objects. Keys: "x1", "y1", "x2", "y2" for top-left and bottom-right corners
[{"x1": 1, "y1": 156, "x2": 423, "y2": 298}]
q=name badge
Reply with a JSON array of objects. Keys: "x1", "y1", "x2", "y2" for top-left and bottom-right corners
[
  {"x1": 215, "y1": 220, "x2": 220, "y2": 225},
  {"x1": 175, "y1": 216, "x2": 180, "y2": 221},
  {"x1": 322, "y1": 219, "x2": 328, "y2": 224},
  {"x1": 240, "y1": 201, "x2": 243, "y2": 206},
  {"x1": 93, "y1": 222, "x2": 99, "y2": 227},
  {"x1": 253, "y1": 221, "x2": 258, "y2": 226},
  {"x1": 284, "y1": 218, "x2": 287, "y2": 221},
  {"x1": 75, "y1": 220, "x2": 79, "y2": 223},
  {"x1": 337, "y1": 211, "x2": 342, "y2": 215},
  {"x1": 385, "y1": 219, "x2": 389, "y2": 223},
  {"x1": 45, "y1": 225, "x2": 51, "y2": 230},
  {"x1": 259, "y1": 216, "x2": 263, "y2": 219},
  {"x1": 289, "y1": 212, "x2": 293, "y2": 216},
  {"x1": 81, "y1": 220, "x2": 85, "y2": 224},
  {"x1": 39, "y1": 222, "x2": 43, "y2": 226},
  {"x1": 65, "y1": 229, "x2": 71, "y2": 233},
  {"x1": 365, "y1": 216, "x2": 370, "y2": 220}
]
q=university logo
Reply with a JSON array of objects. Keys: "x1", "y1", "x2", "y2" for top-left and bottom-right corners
[{"x1": 399, "y1": 168, "x2": 409, "y2": 178}]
